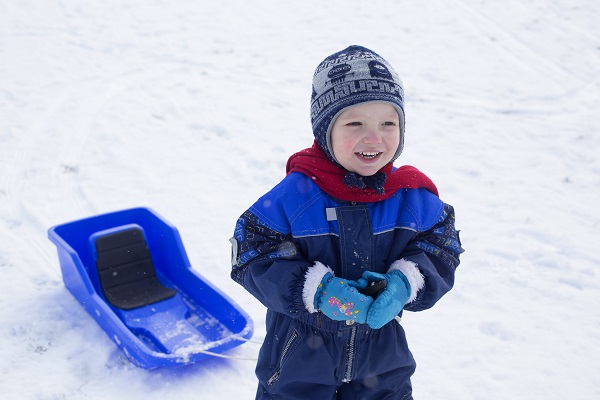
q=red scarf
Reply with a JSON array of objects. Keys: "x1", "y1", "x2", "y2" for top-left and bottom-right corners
[{"x1": 286, "y1": 142, "x2": 438, "y2": 202}]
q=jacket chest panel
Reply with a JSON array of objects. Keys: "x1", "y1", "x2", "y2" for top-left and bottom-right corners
[{"x1": 333, "y1": 205, "x2": 373, "y2": 281}]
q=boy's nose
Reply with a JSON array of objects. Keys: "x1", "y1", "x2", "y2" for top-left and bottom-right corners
[{"x1": 362, "y1": 129, "x2": 382, "y2": 143}]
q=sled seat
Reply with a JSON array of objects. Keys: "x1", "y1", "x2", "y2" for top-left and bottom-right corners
[
  {"x1": 92, "y1": 225, "x2": 209, "y2": 355},
  {"x1": 92, "y1": 226, "x2": 176, "y2": 310}
]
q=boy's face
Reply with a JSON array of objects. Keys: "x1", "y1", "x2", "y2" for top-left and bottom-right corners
[{"x1": 330, "y1": 102, "x2": 401, "y2": 176}]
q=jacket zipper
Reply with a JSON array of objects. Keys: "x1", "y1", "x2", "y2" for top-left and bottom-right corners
[
  {"x1": 267, "y1": 329, "x2": 299, "y2": 386},
  {"x1": 343, "y1": 326, "x2": 357, "y2": 383},
  {"x1": 340, "y1": 202, "x2": 360, "y2": 382}
]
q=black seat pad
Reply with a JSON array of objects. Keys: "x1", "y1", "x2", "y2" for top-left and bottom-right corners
[{"x1": 95, "y1": 228, "x2": 176, "y2": 310}]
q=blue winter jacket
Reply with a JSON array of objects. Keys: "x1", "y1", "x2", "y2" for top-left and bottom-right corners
[
  {"x1": 231, "y1": 171, "x2": 460, "y2": 313},
  {"x1": 230, "y1": 171, "x2": 461, "y2": 391}
]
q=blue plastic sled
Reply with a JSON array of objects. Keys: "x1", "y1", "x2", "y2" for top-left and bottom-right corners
[{"x1": 47, "y1": 207, "x2": 253, "y2": 369}]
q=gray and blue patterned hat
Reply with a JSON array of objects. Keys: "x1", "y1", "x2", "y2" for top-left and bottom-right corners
[{"x1": 310, "y1": 45, "x2": 405, "y2": 164}]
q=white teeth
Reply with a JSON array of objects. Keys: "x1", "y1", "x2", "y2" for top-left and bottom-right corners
[{"x1": 358, "y1": 152, "x2": 380, "y2": 159}]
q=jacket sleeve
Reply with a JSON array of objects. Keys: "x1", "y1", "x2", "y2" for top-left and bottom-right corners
[
  {"x1": 230, "y1": 209, "x2": 311, "y2": 316},
  {"x1": 402, "y1": 203, "x2": 463, "y2": 312}
]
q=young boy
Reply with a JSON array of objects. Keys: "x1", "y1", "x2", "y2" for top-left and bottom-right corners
[{"x1": 230, "y1": 45, "x2": 462, "y2": 400}]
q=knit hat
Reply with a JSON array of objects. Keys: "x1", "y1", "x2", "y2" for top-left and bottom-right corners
[{"x1": 310, "y1": 45, "x2": 405, "y2": 165}]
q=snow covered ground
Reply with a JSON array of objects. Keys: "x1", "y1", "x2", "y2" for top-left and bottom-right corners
[{"x1": 1, "y1": 0, "x2": 599, "y2": 398}]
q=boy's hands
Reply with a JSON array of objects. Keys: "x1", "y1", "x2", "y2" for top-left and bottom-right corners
[
  {"x1": 304, "y1": 261, "x2": 417, "y2": 327},
  {"x1": 361, "y1": 270, "x2": 411, "y2": 329},
  {"x1": 314, "y1": 273, "x2": 373, "y2": 324}
]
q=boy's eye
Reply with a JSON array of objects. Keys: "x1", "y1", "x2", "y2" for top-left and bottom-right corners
[
  {"x1": 383, "y1": 121, "x2": 397, "y2": 126},
  {"x1": 345, "y1": 122, "x2": 362, "y2": 127}
]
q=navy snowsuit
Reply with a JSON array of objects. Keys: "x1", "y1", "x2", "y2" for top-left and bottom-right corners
[{"x1": 231, "y1": 171, "x2": 461, "y2": 399}]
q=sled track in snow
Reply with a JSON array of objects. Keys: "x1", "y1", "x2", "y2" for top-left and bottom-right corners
[
  {"x1": 451, "y1": 0, "x2": 598, "y2": 92},
  {"x1": 0, "y1": 76, "x2": 121, "y2": 275},
  {"x1": 1, "y1": 61, "x2": 214, "y2": 276},
  {"x1": 0, "y1": 87, "x2": 77, "y2": 275}
]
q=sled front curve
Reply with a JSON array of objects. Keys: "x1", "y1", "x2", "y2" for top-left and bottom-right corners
[{"x1": 47, "y1": 207, "x2": 253, "y2": 369}]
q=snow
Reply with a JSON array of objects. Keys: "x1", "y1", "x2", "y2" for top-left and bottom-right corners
[{"x1": 1, "y1": 0, "x2": 599, "y2": 398}]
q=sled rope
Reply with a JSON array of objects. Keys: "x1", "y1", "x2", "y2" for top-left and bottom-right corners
[
  {"x1": 231, "y1": 334, "x2": 265, "y2": 345},
  {"x1": 191, "y1": 334, "x2": 264, "y2": 361},
  {"x1": 195, "y1": 349, "x2": 258, "y2": 361}
]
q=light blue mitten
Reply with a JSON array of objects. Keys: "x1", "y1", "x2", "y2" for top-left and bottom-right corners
[
  {"x1": 362, "y1": 270, "x2": 411, "y2": 329},
  {"x1": 314, "y1": 272, "x2": 373, "y2": 324}
]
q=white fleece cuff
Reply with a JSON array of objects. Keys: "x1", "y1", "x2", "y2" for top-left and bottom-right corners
[
  {"x1": 388, "y1": 259, "x2": 425, "y2": 304},
  {"x1": 302, "y1": 261, "x2": 333, "y2": 313}
]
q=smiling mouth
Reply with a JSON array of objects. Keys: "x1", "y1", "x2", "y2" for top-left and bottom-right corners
[{"x1": 357, "y1": 151, "x2": 381, "y2": 159}]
